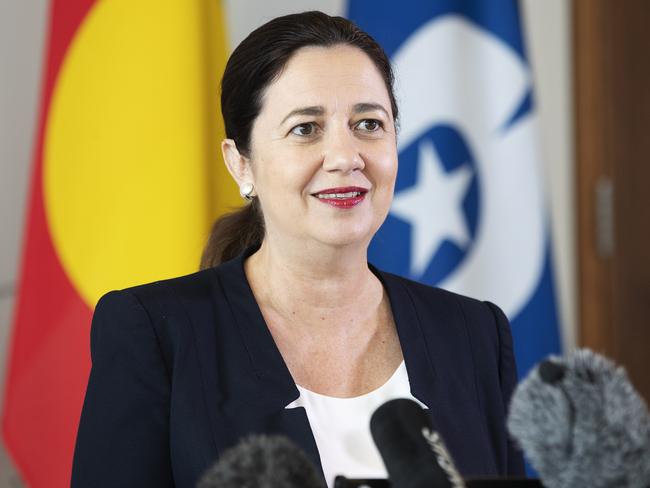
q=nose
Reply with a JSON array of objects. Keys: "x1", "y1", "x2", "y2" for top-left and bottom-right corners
[{"x1": 322, "y1": 128, "x2": 365, "y2": 173}]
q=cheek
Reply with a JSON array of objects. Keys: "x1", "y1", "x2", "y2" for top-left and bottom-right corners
[
  {"x1": 387, "y1": 156, "x2": 398, "y2": 182},
  {"x1": 370, "y1": 145, "x2": 398, "y2": 187},
  {"x1": 254, "y1": 150, "x2": 319, "y2": 203},
  {"x1": 369, "y1": 148, "x2": 398, "y2": 214}
]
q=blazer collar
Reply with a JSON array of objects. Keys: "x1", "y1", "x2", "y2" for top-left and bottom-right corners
[
  {"x1": 216, "y1": 246, "x2": 300, "y2": 414},
  {"x1": 371, "y1": 266, "x2": 437, "y2": 409},
  {"x1": 215, "y1": 247, "x2": 437, "y2": 413}
]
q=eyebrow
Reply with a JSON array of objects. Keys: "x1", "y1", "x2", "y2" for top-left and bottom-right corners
[
  {"x1": 352, "y1": 103, "x2": 390, "y2": 118},
  {"x1": 280, "y1": 106, "x2": 325, "y2": 125},
  {"x1": 279, "y1": 102, "x2": 391, "y2": 125}
]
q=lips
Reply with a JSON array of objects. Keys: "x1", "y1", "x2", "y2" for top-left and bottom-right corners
[{"x1": 311, "y1": 186, "x2": 368, "y2": 208}]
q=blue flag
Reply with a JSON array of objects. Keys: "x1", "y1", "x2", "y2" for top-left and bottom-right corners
[{"x1": 347, "y1": 0, "x2": 562, "y2": 379}]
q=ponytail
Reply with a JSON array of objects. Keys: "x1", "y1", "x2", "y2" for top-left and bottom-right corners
[{"x1": 199, "y1": 199, "x2": 264, "y2": 269}]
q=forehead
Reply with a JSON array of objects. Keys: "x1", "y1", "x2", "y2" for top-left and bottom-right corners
[{"x1": 259, "y1": 44, "x2": 392, "y2": 118}]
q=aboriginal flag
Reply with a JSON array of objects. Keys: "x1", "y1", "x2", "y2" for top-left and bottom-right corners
[{"x1": 1, "y1": 1, "x2": 236, "y2": 486}]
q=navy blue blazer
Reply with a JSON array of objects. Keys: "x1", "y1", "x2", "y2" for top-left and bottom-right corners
[{"x1": 72, "y1": 247, "x2": 525, "y2": 487}]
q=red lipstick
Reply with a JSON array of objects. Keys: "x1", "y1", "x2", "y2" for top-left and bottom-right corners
[{"x1": 312, "y1": 186, "x2": 368, "y2": 208}]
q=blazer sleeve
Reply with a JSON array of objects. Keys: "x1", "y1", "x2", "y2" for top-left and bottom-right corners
[
  {"x1": 71, "y1": 290, "x2": 174, "y2": 488},
  {"x1": 485, "y1": 301, "x2": 526, "y2": 476}
]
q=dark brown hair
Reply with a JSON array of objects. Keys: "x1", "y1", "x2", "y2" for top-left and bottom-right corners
[{"x1": 200, "y1": 11, "x2": 398, "y2": 269}]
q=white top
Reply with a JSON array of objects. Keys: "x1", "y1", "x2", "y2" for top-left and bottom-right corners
[{"x1": 285, "y1": 361, "x2": 427, "y2": 487}]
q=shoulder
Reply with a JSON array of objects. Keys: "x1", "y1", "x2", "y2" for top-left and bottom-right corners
[
  {"x1": 375, "y1": 268, "x2": 512, "y2": 362},
  {"x1": 91, "y1": 264, "x2": 232, "y2": 363},
  {"x1": 100, "y1": 267, "x2": 216, "y2": 308},
  {"x1": 94, "y1": 255, "x2": 239, "y2": 321},
  {"x1": 377, "y1": 268, "x2": 504, "y2": 325}
]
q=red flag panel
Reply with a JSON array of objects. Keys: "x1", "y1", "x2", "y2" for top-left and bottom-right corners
[{"x1": 2, "y1": 1, "x2": 97, "y2": 486}]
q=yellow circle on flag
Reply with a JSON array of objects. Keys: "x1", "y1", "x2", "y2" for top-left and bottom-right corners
[{"x1": 44, "y1": 0, "x2": 235, "y2": 307}]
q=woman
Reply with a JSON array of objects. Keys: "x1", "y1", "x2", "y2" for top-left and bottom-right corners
[{"x1": 72, "y1": 11, "x2": 524, "y2": 487}]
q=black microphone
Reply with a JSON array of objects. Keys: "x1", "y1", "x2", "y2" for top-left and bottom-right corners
[
  {"x1": 507, "y1": 349, "x2": 650, "y2": 488},
  {"x1": 197, "y1": 434, "x2": 326, "y2": 488},
  {"x1": 370, "y1": 398, "x2": 465, "y2": 488},
  {"x1": 333, "y1": 475, "x2": 391, "y2": 487}
]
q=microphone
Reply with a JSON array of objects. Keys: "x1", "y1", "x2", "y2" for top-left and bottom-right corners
[
  {"x1": 333, "y1": 476, "x2": 391, "y2": 487},
  {"x1": 507, "y1": 349, "x2": 650, "y2": 488},
  {"x1": 370, "y1": 398, "x2": 465, "y2": 488},
  {"x1": 197, "y1": 434, "x2": 325, "y2": 488}
]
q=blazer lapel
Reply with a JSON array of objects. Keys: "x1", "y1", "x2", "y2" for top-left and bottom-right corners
[
  {"x1": 207, "y1": 249, "x2": 323, "y2": 474},
  {"x1": 375, "y1": 269, "x2": 498, "y2": 475},
  {"x1": 216, "y1": 250, "x2": 298, "y2": 408},
  {"x1": 372, "y1": 267, "x2": 439, "y2": 418}
]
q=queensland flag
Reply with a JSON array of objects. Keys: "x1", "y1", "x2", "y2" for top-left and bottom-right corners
[{"x1": 348, "y1": 0, "x2": 562, "y2": 378}]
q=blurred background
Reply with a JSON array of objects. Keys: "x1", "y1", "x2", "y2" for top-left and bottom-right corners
[{"x1": 0, "y1": 0, "x2": 647, "y2": 486}]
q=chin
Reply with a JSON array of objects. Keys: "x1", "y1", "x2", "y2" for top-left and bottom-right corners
[
  {"x1": 311, "y1": 222, "x2": 378, "y2": 249},
  {"x1": 318, "y1": 236, "x2": 368, "y2": 249}
]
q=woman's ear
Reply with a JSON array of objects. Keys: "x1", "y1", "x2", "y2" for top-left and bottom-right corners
[{"x1": 221, "y1": 139, "x2": 254, "y2": 188}]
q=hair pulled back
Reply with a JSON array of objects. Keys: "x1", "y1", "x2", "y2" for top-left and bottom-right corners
[{"x1": 200, "y1": 11, "x2": 398, "y2": 269}]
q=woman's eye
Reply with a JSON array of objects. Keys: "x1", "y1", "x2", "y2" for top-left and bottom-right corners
[
  {"x1": 290, "y1": 123, "x2": 316, "y2": 136},
  {"x1": 355, "y1": 119, "x2": 382, "y2": 132}
]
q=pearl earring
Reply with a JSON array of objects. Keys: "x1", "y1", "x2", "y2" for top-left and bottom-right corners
[{"x1": 239, "y1": 182, "x2": 255, "y2": 201}]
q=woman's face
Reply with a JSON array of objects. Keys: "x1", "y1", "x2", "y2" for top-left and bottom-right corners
[{"x1": 246, "y1": 45, "x2": 397, "y2": 249}]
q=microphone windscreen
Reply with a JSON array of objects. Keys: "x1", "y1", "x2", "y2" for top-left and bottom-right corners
[
  {"x1": 197, "y1": 434, "x2": 325, "y2": 488},
  {"x1": 537, "y1": 360, "x2": 565, "y2": 385},
  {"x1": 507, "y1": 349, "x2": 650, "y2": 488},
  {"x1": 370, "y1": 398, "x2": 464, "y2": 488}
]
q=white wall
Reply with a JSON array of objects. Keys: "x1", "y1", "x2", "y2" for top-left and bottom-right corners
[
  {"x1": 521, "y1": 0, "x2": 576, "y2": 351},
  {"x1": 0, "y1": 0, "x2": 50, "y2": 485},
  {"x1": 0, "y1": 1, "x2": 574, "y2": 485},
  {"x1": 224, "y1": 0, "x2": 345, "y2": 47}
]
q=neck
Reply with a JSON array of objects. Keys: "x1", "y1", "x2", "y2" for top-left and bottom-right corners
[{"x1": 245, "y1": 235, "x2": 381, "y2": 325}]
